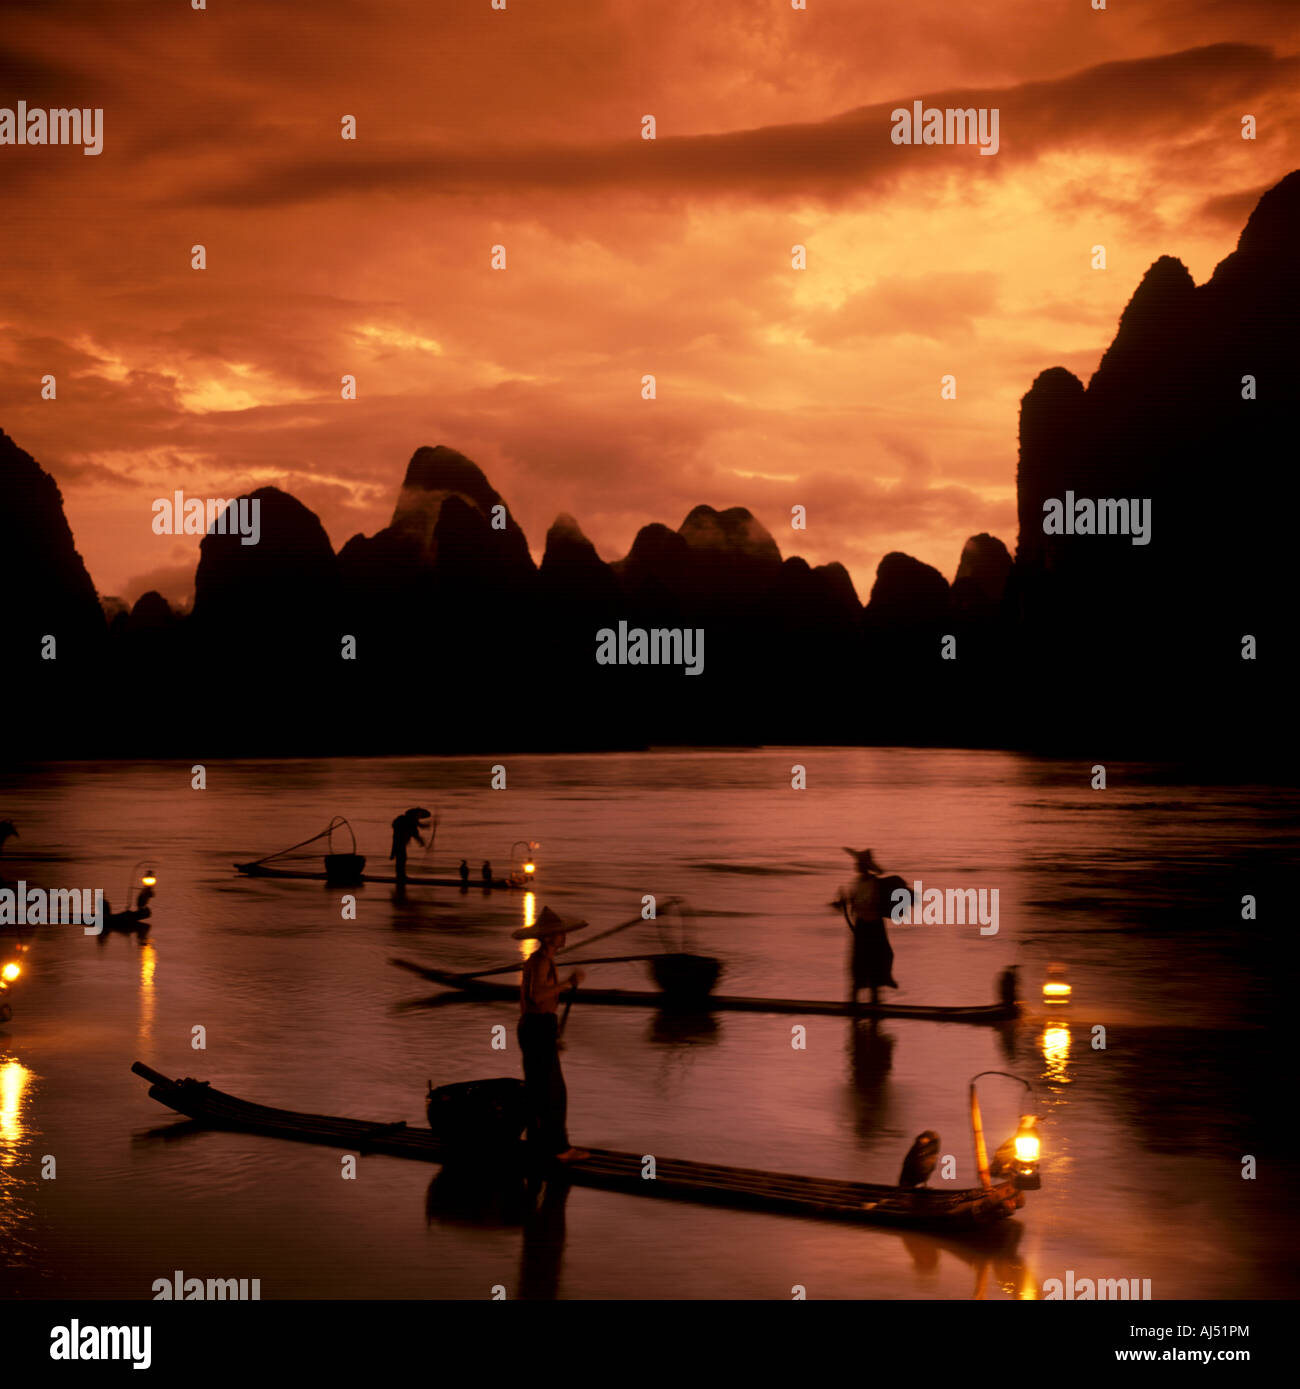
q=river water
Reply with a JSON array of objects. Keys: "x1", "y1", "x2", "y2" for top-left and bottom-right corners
[{"x1": 1, "y1": 750, "x2": 1293, "y2": 1300}]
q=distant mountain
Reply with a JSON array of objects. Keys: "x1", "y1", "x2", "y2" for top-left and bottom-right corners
[
  {"x1": 1015, "y1": 171, "x2": 1299, "y2": 678},
  {"x1": 4, "y1": 171, "x2": 1295, "y2": 758},
  {"x1": 0, "y1": 427, "x2": 104, "y2": 659}
]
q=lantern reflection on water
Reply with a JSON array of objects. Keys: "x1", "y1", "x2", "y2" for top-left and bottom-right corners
[
  {"x1": 0, "y1": 1058, "x2": 30, "y2": 1146},
  {"x1": 520, "y1": 892, "x2": 538, "y2": 959},
  {"x1": 1041, "y1": 1023, "x2": 1071, "y2": 1085},
  {"x1": 139, "y1": 943, "x2": 156, "y2": 1047},
  {"x1": 1042, "y1": 961, "x2": 1071, "y2": 1004}
]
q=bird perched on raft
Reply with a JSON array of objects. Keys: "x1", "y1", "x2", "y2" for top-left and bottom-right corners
[{"x1": 899, "y1": 1131, "x2": 941, "y2": 1187}]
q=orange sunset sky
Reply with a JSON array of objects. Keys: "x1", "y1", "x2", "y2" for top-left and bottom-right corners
[{"x1": 2, "y1": 0, "x2": 1297, "y2": 608}]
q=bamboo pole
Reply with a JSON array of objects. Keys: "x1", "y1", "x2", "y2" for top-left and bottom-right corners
[
  {"x1": 970, "y1": 1081, "x2": 993, "y2": 1190},
  {"x1": 440, "y1": 951, "x2": 662, "y2": 983}
]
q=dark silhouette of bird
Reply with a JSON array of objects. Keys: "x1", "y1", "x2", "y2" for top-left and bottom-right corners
[
  {"x1": 998, "y1": 965, "x2": 1019, "y2": 1008},
  {"x1": 898, "y1": 1131, "x2": 941, "y2": 1187}
]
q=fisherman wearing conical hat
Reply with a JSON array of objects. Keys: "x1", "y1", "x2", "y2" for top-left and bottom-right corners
[
  {"x1": 512, "y1": 906, "x2": 590, "y2": 1164},
  {"x1": 836, "y1": 848, "x2": 899, "y2": 1010},
  {"x1": 389, "y1": 808, "x2": 430, "y2": 886}
]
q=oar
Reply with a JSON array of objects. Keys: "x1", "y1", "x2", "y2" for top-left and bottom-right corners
[
  {"x1": 555, "y1": 899, "x2": 682, "y2": 955},
  {"x1": 428, "y1": 952, "x2": 661, "y2": 985},
  {"x1": 558, "y1": 980, "x2": 579, "y2": 1038}
]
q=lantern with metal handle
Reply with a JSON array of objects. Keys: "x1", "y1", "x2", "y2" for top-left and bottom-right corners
[
  {"x1": 509, "y1": 840, "x2": 540, "y2": 887},
  {"x1": 970, "y1": 1071, "x2": 1043, "y2": 1193},
  {"x1": 126, "y1": 860, "x2": 159, "y2": 911},
  {"x1": 1009, "y1": 1113, "x2": 1042, "y2": 1190}
]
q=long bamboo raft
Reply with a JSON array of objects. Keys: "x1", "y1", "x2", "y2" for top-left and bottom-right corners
[
  {"x1": 390, "y1": 959, "x2": 1019, "y2": 1024},
  {"x1": 235, "y1": 863, "x2": 519, "y2": 890},
  {"x1": 131, "y1": 1063, "x2": 1023, "y2": 1231}
]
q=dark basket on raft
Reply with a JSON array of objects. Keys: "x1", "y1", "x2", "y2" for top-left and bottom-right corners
[
  {"x1": 649, "y1": 953, "x2": 722, "y2": 1003},
  {"x1": 426, "y1": 1077, "x2": 526, "y2": 1159},
  {"x1": 324, "y1": 853, "x2": 366, "y2": 885}
]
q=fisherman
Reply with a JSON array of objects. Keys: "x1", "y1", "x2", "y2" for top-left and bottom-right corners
[
  {"x1": 481, "y1": 860, "x2": 493, "y2": 889},
  {"x1": 458, "y1": 859, "x2": 470, "y2": 886},
  {"x1": 389, "y1": 808, "x2": 430, "y2": 885},
  {"x1": 835, "y1": 847, "x2": 899, "y2": 1010},
  {"x1": 513, "y1": 906, "x2": 590, "y2": 1165}
]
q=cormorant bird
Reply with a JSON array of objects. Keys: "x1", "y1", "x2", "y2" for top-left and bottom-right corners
[
  {"x1": 899, "y1": 1130, "x2": 941, "y2": 1187},
  {"x1": 998, "y1": 965, "x2": 1019, "y2": 1009}
]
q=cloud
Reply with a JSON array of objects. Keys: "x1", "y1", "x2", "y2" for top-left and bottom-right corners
[
  {"x1": 3, "y1": 5, "x2": 1296, "y2": 601},
  {"x1": 185, "y1": 44, "x2": 1299, "y2": 208}
]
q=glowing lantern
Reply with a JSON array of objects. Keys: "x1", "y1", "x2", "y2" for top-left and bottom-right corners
[
  {"x1": 508, "y1": 840, "x2": 540, "y2": 887},
  {"x1": 1, "y1": 962, "x2": 20, "y2": 982},
  {"x1": 1011, "y1": 1115, "x2": 1042, "y2": 1190}
]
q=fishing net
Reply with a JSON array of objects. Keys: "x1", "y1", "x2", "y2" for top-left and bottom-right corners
[{"x1": 237, "y1": 816, "x2": 365, "y2": 884}]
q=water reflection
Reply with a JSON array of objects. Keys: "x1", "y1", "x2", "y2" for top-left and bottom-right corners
[
  {"x1": 0, "y1": 1056, "x2": 34, "y2": 1251},
  {"x1": 847, "y1": 1019, "x2": 895, "y2": 1137},
  {"x1": 0, "y1": 1056, "x2": 30, "y2": 1147},
  {"x1": 521, "y1": 892, "x2": 537, "y2": 959},
  {"x1": 647, "y1": 1011, "x2": 719, "y2": 1047},
  {"x1": 421, "y1": 1160, "x2": 570, "y2": 1298},
  {"x1": 517, "y1": 1174, "x2": 569, "y2": 1300},
  {"x1": 138, "y1": 941, "x2": 156, "y2": 1049},
  {"x1": 425, "y1": 1163, "x2": 531, "y2": 1228},
  {"x1": 1040, "y1": 1024, "x2": 1071, "y2": 1088},
  {"x1": 899, "y1": 1224, "x2": 1032, "y2": 1300}
]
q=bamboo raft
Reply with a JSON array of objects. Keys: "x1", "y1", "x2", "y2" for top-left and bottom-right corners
[
  {"x1": 391, "y1": 959, "x2": 1020, "y2": 1024},
  {"x1": 235, "y1": 863, "x2": 519, "y2": 890},
  {"x1": 131, "y1": 1063, "x2": 1024, "y2": 1231}
]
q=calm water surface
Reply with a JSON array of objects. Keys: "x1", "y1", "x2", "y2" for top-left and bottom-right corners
[{"x1": 0, "y1": 750, "x2": 1293, "y2": 1299}]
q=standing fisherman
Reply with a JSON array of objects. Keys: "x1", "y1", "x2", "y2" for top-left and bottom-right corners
[
  {"x1": 512, "y1": 907, "x2": 590, "y2": 1165},
  {"x1": 390, "y1": 807, "x2": 430, "y2": 885},
  {"x1": 835, "y1": 847, "x2": 900, "y2": 1010}
]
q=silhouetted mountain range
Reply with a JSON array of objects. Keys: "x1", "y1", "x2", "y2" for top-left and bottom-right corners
[{"x1": 3, "y1": 171, "x2": 1295, "y2": 759}]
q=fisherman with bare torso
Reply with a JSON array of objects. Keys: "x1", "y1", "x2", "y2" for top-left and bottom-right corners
[
  {"x1": 835, "y1": 847, "x2": 900, "y2": 1009},
  {"x1": 513, "y1": 907, "x2": 591, "y2": 1164}
]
